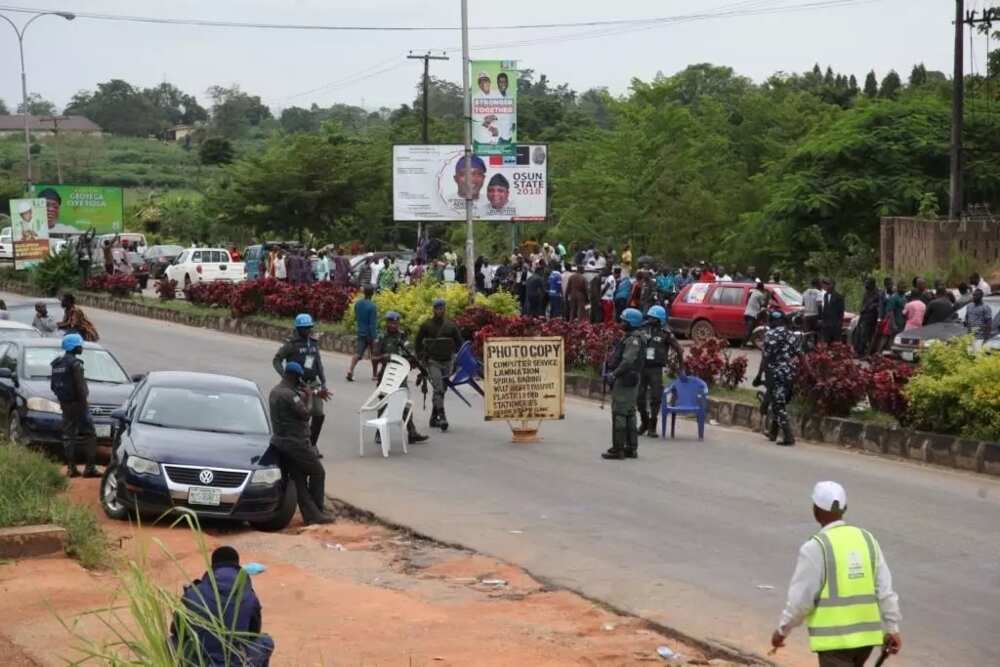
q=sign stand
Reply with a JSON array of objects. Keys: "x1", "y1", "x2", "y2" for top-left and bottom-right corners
[
  {"x1": 483, "y1": 337, "x2": 564, "y2": 445},
  {"x1": 507, "y1": 419, "x2": 541, "y2": 443}
]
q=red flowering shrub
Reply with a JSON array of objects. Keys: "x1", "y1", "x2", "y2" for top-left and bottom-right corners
[
  {"x1": 455, "y1": 306, "x2": 510, "y2": 340},
  {"x1": 796, "y1": 342, "x2": 868, "y2": 416},
  {"x1": 683, "y1": 338, "x2": 727, "y2": 386},
  {"x1": 581, "y1": 322, "x2": 624, "y2": 371},
  {"x1": 182, "y1": 278, "x2": 354, "y2": 322},
  {"x1": 472, "y1": 315, "x2": 623, "y2": 372},
  {"x1": 866, "y1": 356, "x2": 914, "y2": 419},
  {"x1": 156, "y1": 278, "x2": 178, "y2": 301},
  {"x1": 84, "y1": 273, "x2": 138, "y2": 297},
  {"x1": 719, "y1": 351, "x2": 750, "y2": 389},
  {"x1": 184, "y1": 281, "x2": 236, "y2": 307}
]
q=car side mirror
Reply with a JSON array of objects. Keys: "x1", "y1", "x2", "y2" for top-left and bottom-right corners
[
  {"x1": 110, "y1": 407, "x2": 128, "y2": 423},
  {"x1": 131, "y1": 373, "x2": 146, "y2": 383},
  {"x1": 0, "y1": 367, "x2": 17, "y2": 386}
]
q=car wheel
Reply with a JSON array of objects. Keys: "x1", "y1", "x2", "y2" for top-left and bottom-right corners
[
  {"x1": 100, "y1": 464, "x2": 130, "y2": 521},
  {"x1": 250, "y1": 481, "x2": 297, "y2": 532},
  {"x1": 690, "y1": 319, "x2": 717, "y2": 343},
  {"x1": 8, "y1": 410, "x2": 28, "y2": 447}
]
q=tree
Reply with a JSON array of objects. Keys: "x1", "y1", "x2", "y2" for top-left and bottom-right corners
[
  {"x1": 280, "y1": 106, "x2": 319, "y2": 134},
  {"x1": 863, "y1": 71, "x2": 878, "y2": 98},
  {"x1": 64, "y1": 79, "x2": 163, "y2": 136},
  {"x1": 144, "y1": 82, "x2": 207, "y2": 126},
  {"x1": 199, "y1": 137, "x2": 235, "y2": 165},
  {"x1": 848, "y1": 75, "x2": 859, "y2": 96},
  {"x1": 207, "y1": 85, "x2": 272, "y2": 138},
  {"x1": 17, "y1": 93, "x2": 56, "y2": 116},
  {"x1": 909, "y1": 63, "x2": 929, "y2": 88},
  {"x1": 879, "y1": 70, "x2": 902, "y2": 99},
  {"x1": 0, "y1": 98, "x2": 8, "y2": 115}
]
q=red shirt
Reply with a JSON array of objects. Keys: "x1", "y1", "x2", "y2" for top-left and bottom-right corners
[
  {"x1": 699, "y1": 270, "x2": 716, "y2": 282},
  {"x1": 230, "y1": 249, "x2": 241, "y2": 261}
]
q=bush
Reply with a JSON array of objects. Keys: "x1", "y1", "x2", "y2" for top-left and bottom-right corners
[
  {"x1": 183, "y1": 280, "x2": 237, "y2": 307},
  {"x1": 155, "y1": 278, "x2": 178, "y2": 300},
  {"x1": 472, "y1": 315, "x2": 623, "y2": 372},
  {"x1": 796, "y1": 342, "x2": 868, "y2": 416},
  {"x1": 183, "y1": 278, "x2": 355, "y2": 322},
  {"x1": 84, "y1": 273, "x2": 139, "y2": 297},
  {"x1": 343, "y1": 281, "x2": 472, "y2": 334},
  {"x1": 719, "y1": 350, "x2": 750, "y2": 390},
  {"x1": 867, "y1": 356, "x2": 914, "y2": 419},
  {"x1": 29, "y1": 248, "x2": 80, "y2": 296},
  {"x1": 683, "y1": 338, "x2": 727, "y2": 386}
]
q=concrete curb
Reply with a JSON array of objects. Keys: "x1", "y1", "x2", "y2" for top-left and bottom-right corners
[{"x1": 0, "y1": 524, "x2": 67, "y2": 559}]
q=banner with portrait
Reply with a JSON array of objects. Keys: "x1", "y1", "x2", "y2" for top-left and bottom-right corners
[
  {"x1": 8, "y1": 198, "x2": 50, "y2": 270},
  {"x1": 470, "y1": 60, "x2": 517, "y2": 157},
  {"x1": 29, "y1": 184, "x2": 124, "y2": 235},
  {"x1": 393, "y1": 144, "x2": 547, "y2": 222}
]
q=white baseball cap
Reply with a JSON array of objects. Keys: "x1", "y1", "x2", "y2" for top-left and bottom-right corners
[
  {"x1": 812, "y1": 481, "x2": 847, "y2": 512},
  {"x1": 17, "y1": 201, "x2": 32, "y2": 214}
]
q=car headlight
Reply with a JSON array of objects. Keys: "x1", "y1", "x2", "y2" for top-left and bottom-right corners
[
  {"x1": 892, "y1": 335, "x2": 903, "y2": 346},
  {"x1": 126, "y1": 455, "x2": 160, "y2": 476},
  {"x1": 26, "y1": 397, "x2": 62, "y2": 414},
  {"x1": 250, "y1": 468, "x2": 282, "y2": 485}
]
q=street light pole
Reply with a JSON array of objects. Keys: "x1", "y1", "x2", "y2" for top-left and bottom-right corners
[
  {"x1": 460, "y1": 0, "x2": 475, "y2": 303},
  {"x1": 0, "y1": 11, "x2": 75, "y2": 190}
]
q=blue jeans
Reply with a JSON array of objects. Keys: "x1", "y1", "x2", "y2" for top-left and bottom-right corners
[{"x1": 548, "y1": 294, "x2": 563, "y2": 318}]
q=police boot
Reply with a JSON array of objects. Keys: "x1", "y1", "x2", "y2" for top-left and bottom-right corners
[
  {"x1": 438, "y1": 408, "x2": 449, "y2": 432},
  {"x1": 646, "y1": 408, "x2": 659, "y2": 438},
  {"x1": 66, "y1": 466, "x2": 81, "y2": 478},
  {"x1": 407, "y1": 419, "x2": 429, "y2": 443},
  {"x1": 767, "y1": 419, "x2": 780, "y2": 441},
  {"x1": 776, "y1": 423, "x2": 796, "y2": 446},
  {"x1": 82, "y1": 465, "x2": 100, "y2": 478},
  {"x1": 636, "y1": 408, "x2": 649, "y2": 436},
  {"x1": 429, "y1": 408, "x2": 441, "y2": 428},
  {"x1": 601, "y1": 447, "x2": 625, "y2": 460}
]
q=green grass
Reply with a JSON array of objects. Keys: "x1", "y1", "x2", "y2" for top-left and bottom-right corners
[
  {"x1": 707, "y1": 385, "x2": 760, "y2": 404},
  {"x1": 0, "y1": 444, "x2": 109, "y2": 569}
]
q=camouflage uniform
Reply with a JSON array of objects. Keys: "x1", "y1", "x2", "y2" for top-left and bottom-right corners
[
  {"x1": 637, "y1": 322, "x2": 681, "y2": 437},
  {"x1": 762, "y1": 326, "x2": 801, "y2": 444},
  {"x1": 606, "y1": 330, "x2": 646, "y2": 458}
]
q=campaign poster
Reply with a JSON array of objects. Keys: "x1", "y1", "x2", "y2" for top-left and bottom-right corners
[
  {"x1": 8, "y1": 198, "x2": 50, "y2": 270},
  {"x1": 470, "y1": 60, "x2": 517, "y2": 157},
  {"x1": 393, "y1": 144, "x2": 547, "y2": 222},
  {"x1": 29, "y1": 184, "x2": 124, "y2": 235},
  {"x1": 483, "y1": 337, "x2": 564, "y2": 421}
]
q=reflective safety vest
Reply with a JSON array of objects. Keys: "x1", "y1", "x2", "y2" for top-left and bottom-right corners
[{"x1": 807, "y1": 525, "x2": 885, "y2": 652}]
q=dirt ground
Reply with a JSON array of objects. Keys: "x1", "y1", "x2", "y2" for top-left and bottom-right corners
[{"x1": 0, "y1": 478, "x2": 746, "y2": 666}]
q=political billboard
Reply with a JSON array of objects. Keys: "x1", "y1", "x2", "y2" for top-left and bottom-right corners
[
  {"x1": 393, "y1": 145, "x2": 547, "y2": 222},
  {"x1": 470, "y1": 60, "x2": 517, "y2": 157},
  {"x1": 8, "y1": 198, "x2": 50, "y2": 270},
  {"x1": 29, "y1": 184, "x2": 124, "y2": 235}
]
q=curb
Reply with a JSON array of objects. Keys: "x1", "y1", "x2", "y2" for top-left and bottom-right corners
[{"x1": 0, "y1": 524, "x2": 67, "y2": 559}]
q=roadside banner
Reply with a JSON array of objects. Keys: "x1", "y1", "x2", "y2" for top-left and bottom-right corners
[
  {"x1": 29, "y1": 184, "x2": 124, "y2": 235},
  {"x1": 393, "y1": 144, "x2": 547, "y2": 221},
  {"x1": 483, "y1": 337, "x2": 565, "y2": 433},
  {"x1": 470, "y1": 60, "x2": 517, "y2": 157},
  {"x1": 8, "y1": 198, "x2": 50, "y2": 270}
]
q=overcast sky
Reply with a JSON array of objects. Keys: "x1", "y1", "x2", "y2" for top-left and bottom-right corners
[{"x1": 0, "y1": 0, "x2": 978, "y2": 115}]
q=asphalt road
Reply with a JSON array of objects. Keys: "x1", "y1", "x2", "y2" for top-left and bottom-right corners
[{"x1": 11, "y1": 293, "x2": 997, "y2": 666}]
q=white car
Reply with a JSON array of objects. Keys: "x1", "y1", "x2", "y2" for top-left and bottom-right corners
[{"x1": 165, "y1": 248, "x2": 245, "y2": 288}]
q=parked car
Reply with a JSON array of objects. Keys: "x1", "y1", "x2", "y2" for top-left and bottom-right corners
[
  {"x1": 95, "y1": 233, "x2": 148, "y2": 254},
  {"x1": 165, "y1": 247, "x2": 246, "y2": 289},
  {"x1": 0, "y1": 339, "x2": 135, "y2": 455},
  {"x1": 145, "y1": 245, "x2": 184, "y2": 279},
  {"x1": 126, "y1": 251, "x2": 150, "y2": 289},
  {"x1": 101, "y1": 371, "x2": 295, "y2": 532},
  {"x1": 0, "y1": 320, "x2": 42, "y2": 342},
  {"x1": 669, "y1": 282, "x2": 804, "y2": 343},
  {"x1": 890, "y1": 294, "x2": 1000, "y2": 361},
  {"x1": 242, "y1": 242, "x2": 307, "y2": 280}
]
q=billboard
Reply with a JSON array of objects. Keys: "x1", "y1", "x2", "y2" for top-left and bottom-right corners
[
  {"x1": 483, "y1": 337, "x2": 564, "y2": 421},
  {"x1": 8, "y1": 198, "x2": 50, "y2": 270},
  {"x1": 29, "y1": 184, "x2": 124, "y2": 235},
  {"x1": 393, "y1": 145, "x2": 547, "y2": 222},
  {"x1": 470, "y1": 60, "x2": 517, "y2": 157}
]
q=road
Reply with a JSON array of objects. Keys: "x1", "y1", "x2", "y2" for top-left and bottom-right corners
[{"x1": 11, "y1": 293, "x2": 997, "y2": 666}]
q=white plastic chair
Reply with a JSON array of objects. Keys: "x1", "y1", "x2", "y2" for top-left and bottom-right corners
[
  {"x1": 359, "y1": 355, "x2": 411, "y2": 426},
  {"x1": 359, "y1": 388, "x2": 409, "y2": 457}
]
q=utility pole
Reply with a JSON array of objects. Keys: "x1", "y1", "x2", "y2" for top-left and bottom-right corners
[
  {"x1": 407, "y1": 50, "x2": 449, "y2": 245},
  {"x1": 460, "y1": 0, "x2": 475, "y2": 303},
  {"x1": 42, "y1": 115, "x2": 67, "y2": 184},
  {"x1": 950, "y1": 0, "x2": 965, "y2": 219}
]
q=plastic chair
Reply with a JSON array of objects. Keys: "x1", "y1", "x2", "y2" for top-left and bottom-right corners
[
  {"x1": 661, "y1": 375, "x2": 709, "y2": 440},
  {"x1": 360, "y1": 388, "x2": 409, "y2": 457},
  {"x1": 359, "y1": 355, "x2": 410, "y2": 424},
  {"x1": 446, "y1": 341, "x2": 484, "y2": 406}
]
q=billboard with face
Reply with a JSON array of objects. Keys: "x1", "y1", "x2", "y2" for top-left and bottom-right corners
[
  {"x1": 392, "y1": 145, "x2": 547, "y2": 222},
  {"x1": 30, "y1": 185, "x2": 124, "y2": 235},
  {"x1": 8, "y1": 198, "x2": 50, "y2": 270}
]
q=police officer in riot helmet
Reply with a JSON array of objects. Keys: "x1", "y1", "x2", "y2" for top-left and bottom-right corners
[
  {"x1": 51, "y1": 333, "x2": 99, "y2": 477},
  {"x1": 273, "y1": 314, "x2": 331, "y2": 456},
  {"x1": 637, "y1": 305, "x2": 684, "y2": 438},
  {"x1": 752, "y1": 309, "x2": 801, "y2": 446},
  {"x1": 602, "y1": 308, "x2": 646, "y2": 460},
  {"x1": 374, "y1": 311, "x2": 429, "y2": 443},
  {"x1": 415, "y1": 298, "x2": 463, "y2": 432}
]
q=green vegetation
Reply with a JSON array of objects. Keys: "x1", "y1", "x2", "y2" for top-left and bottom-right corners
[{"x1": 0, "y1": 444, "x2": 109, "y2": 569}]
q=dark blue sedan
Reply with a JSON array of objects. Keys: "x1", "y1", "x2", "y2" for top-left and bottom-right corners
[{"x1": 102, "y1": 371, "x2": 296, "y2": 532}]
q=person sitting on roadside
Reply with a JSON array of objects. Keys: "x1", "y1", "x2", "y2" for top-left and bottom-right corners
[
  {"x1": 56, "y1": 293, "x2": 99, "y2": 342},
  {"x1": 32, "y1": 302, "x2": 57, "y2": 334},
  {"x1": 172, "y1": 546, "x2": 274, "y2": 666}
]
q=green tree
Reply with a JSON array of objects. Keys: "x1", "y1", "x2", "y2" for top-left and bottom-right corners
[
  {"x1": 909, "y1": 63, "x2": 928, "y2": 87},
  {"x1": 207, "y1": 85, "x2": 271, "y2": 138},
  {"x1": 879, "y1": 70, "x2": 902, "y2": 99},
  {"x1": 863, "y1": 71, "x2": 878, "y2": 98},
  {"x1": 280, "y1": 106, "x2": 319, "y2": 134},
  {"x1": 17, "y1": 93, "x2": 56, "y2": 116},
  {"x1": 0, "y1": 98, "x2": 8, "y2": 114},
  {"x1": 144, "y1": 82, "x2": 208, "y2": 126},
  {"x1": 64, "y1": 79, "x2": 163, "y2": 136},
  {"x1": 199, "y1": 137, "x2": 235, "y2": 165}
]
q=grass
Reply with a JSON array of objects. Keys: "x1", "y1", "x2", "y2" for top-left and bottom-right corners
[
  {"x1": 707, "y1": 385, "x2": 760, "y2": 404},
  {"x1": 0, "y1": 444, "x2": 109, "y2": 569}
]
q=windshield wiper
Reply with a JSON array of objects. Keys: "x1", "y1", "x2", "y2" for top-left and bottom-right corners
[
  {"x1": 86, "y1": 379, "x2": 125, "y2": 384},
  {"x1": 138, "y1": 420, "x2": 171, "y2": 428}
]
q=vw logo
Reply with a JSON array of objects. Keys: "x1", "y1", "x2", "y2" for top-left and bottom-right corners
[{"x1": 198, "y1": 469, "x2": 214, "y2": 485}]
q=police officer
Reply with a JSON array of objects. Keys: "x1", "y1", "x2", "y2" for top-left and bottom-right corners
[
  {"x1": 603, "y1": 308, "x2": 646, "y2": 460},
  {"x1": 753, "y1": 310, "x2": 801, "y2": 446},
  {"x1": 50, "y1": 333, "x2": 98, "y2": 478},
  {"x1": 268, "y1": 362, "x2": 333, "y2": 525},
  {"x1": 637, "y1": 305, "x2": 684, "y2": 438},
  {"x1": 374, "y1": 311, "x2": 429, "y2": 443},
  {"x1": 415, "y1": 298, "x2": 463, "y2": 431},
  {"x1": 273, "y1": 313, "x2": 330, "y2": 456}
]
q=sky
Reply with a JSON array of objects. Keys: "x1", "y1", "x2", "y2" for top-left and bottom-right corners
[{"x1": 0, "y1": 0, "x2": 983, "y2": 115}]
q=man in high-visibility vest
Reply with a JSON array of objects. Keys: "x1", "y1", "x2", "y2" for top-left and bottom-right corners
[{"x1": 772, "y1": 481, "x2": 902, "y2": 666}]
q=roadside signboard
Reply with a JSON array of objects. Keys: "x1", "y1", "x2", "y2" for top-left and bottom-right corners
[
  {"x1": 30, "y1": 184, "x2": 124, "y2": 235},
  {"x1": 470, "y1": 59, "x2": 518, "y2": 157},
  {"x1": 393, "y1": 144, "x2": 547, "y2": 222},
  {"x1": 483, "y1": 337, "x2": 565, "y2": 422},
  {"x1": 8, "y1": 198, "x2": 50, "y2": 270}
]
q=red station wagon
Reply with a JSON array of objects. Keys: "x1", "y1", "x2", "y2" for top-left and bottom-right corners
[{"x1": 669, "y1": 282, "x2": 805, "y2": 343}]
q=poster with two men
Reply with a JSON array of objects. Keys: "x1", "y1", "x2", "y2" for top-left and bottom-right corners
[{"x1": 7, "y1": 199, "x2": 50, "y2": 270}]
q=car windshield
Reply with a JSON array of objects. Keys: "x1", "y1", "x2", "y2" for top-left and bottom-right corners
[
  {"x1": 150, "y1": 245, "x2": 182, "y2": 257},
  {"x1": 772, "y1": 285, "x2": 803, "y2": 306},
  {"x1": 138, "y1": 386, "x2": 269, "y2": 435},
  {"x1": 0, "y1": 328, "x2": 41, "y2": 341},
  {"x1": 23, "y1": 347, "x2": 130, "y2": 383}
]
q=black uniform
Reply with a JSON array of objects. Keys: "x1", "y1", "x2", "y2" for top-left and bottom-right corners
[
  {"x1": 375, "y1": 329, "x2": 427, "y2": 440},
  {"x1": 415, "y1": 316, "x2": 463, "y2": 428},
  {"x1": 268, "y1": 377, "x2": 327, "y2": 523},
  {"x1": 50, "y1": 352, "x2": 97, "y2": 476},
  {"x1": 273, "y1": 331, "x2": 327, "y2": 448},
  {"x1": 637, "y1": 322, "x2": 681, "y2": 437}
]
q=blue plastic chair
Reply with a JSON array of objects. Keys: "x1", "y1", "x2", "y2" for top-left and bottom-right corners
[
  {"x1": 661, "y1": 375, "x2": 709, "y2": 440},
  {"x1": 446, "y1": 341, "x2": 484, "y2": 406}
]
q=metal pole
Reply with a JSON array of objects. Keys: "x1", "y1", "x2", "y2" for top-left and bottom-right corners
[
  {"x1": 949, "y1": 0, "x2": 965, "y2": 219},
  {"x1": 461, "y1": 0, "x2": 475, "y2": 302}
]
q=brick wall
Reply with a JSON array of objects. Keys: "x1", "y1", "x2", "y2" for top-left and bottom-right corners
[{"x1": 880, "y1": 217, "x2": 1000, "y2": 275}]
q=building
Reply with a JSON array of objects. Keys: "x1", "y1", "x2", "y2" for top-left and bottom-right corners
[
  {"x1": 881, "y1": 214, "x2": 1000, "y2": 275},
  {"x1": 164, "y1": 124, "x2": 195, "y2": 142},
  {"x1": 0, "y1": 115, "x2": 102, "y2": 136}
]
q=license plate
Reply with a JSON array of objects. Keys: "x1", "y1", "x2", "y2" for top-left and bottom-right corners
[
  {"x1": 901, "y1": 351, "x2": 914, "y2": 362},
  {"x1": 188, "y1": 487, "x2": 222, "y2": 506},
  {"x1": 95, "y1": 424, "x2": 112, "y2": 438}
]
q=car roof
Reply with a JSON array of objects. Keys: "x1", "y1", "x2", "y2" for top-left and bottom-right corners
[
  {"x1": 0, "y1": 320, "x2": 35, "y2": 330},
  {"x1": 15, "y1": 338, "x2": 106, "y2": 350},
  {"x1": 144, "y1": 371, "x2": 260, "y2": 395}
]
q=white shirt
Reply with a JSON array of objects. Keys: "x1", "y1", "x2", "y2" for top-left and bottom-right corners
[
  {"x1": 274, "y1": 257, "x2": 287, "y2": 279},
  {"x1": 370, "y1": 262, "x2": 383, "y2": 287},
  {"x1": 594, "y1": 256, "x2": 607, "y2": 270},
  {"x1": 778, "y1": 521, "x2": 901, "y2": 637},
  {"x1": 977, "y1": 278, "x2": 992, "y2": 296},
  {"x1": 601, "y1": 276, "x2": 617, "y2": 300}
]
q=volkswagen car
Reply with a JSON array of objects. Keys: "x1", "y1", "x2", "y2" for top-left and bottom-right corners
[{"x1": 101, "y1": 371, "x2": 295, "y2": 532}]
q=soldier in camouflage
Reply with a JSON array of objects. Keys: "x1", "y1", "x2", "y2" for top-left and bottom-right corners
[
  {"x1": 753, "y1": 310, "x2": 801, "y2": 446},
  {"x1": 637, "y1": 305, "x2": 684, "y2": 438},
  {"x1": 603, "y1": 308, "x2": 647, "y2": 460}
]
